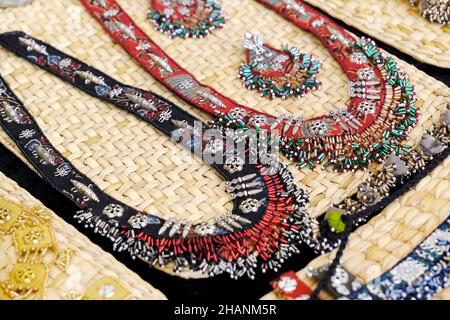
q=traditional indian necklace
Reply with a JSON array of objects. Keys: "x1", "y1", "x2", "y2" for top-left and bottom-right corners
[
  {"x1": 81, "y1": 0, "x2": 418, "y2": 172},
  {"x1": 0, "y1": 31, "x2": 312, "y2": 279}
]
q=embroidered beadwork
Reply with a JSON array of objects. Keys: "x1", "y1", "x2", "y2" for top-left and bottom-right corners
[
  {"x1": 102, "y1": 204, "x2": 124, "y2": 218},
  {"x1": 224, "y1": 156, "x2": 244, "y2": 173},
  {"x1": 347, "y1": 217, "x2": 450, "y2": 300},
  {"x1": 410, "y1": 0, "x2": 449, "y2": 25},
  {"x1": 14, "y1": 225, "x2": 55, "y2": 254},
  {"x1": 148, "y1": 0, "x2": 226, "y2": 38},
  {"x1": 239, "y1": 198, "x2": 262, "y2": 213},
  {"x1": 70, "y1": 180, "x2": 100, "y2": 203},
  {"x1": 239, "y1": 33, "x2": 321, "y2": 99},
  {"x1": 81, "y1": 0, "x2": 419, "y2": 172},
  {"x1": 337, "y1": 107, "x2": 449, "y2": 216}
]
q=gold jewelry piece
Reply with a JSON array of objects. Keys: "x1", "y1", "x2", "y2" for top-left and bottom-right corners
[
  {"x1": 0, "y1": 198, "x2": 132, "y2": 300},
  {"x1": 0, "y1": 198, "x2": 58, "y2": 300}
]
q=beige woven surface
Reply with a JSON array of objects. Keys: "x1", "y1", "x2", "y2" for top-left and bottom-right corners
[
  {"x1": 262, "y1": 156, "x2": 450, "y2": 300},
  {"x1": 0, "y1": 172, "x2": 166, "y2": 300},
  {"x1": 303, "y1": 0, "x2": 450, "y2": 68},
  {"x1": 0, "y1": 0, "x2": 448, "y2": 257}
]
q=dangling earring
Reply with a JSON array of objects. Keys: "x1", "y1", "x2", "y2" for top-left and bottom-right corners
[
  {"x1": 238, "y1": 33, "x2": 321, "y2": 100},
  {"x1": 148, "y1": 0, "x2": 227, "y2": 39}
]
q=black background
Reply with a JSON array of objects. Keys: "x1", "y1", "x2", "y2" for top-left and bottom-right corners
[{"x1": 0, "y1": 4, "x2": 448, "y2": 301}]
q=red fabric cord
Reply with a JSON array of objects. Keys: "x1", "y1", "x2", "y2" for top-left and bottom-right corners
[
  {"x1": 80, "y1": 0, "x2": 385, "y2": 139},
  {"x1": 81, "y1": 0, "x2": 255, "y2": 114}
]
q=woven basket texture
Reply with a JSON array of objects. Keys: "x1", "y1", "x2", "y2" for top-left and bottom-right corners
[
  {"x1": 304, "y1": 0, "x2": 450, "y2": 68},
  {"x1": 0, "y1": 0, "x2": 448, "y2": 277},
  {"x1": 0, "y1": 172, "x2": 166, "y2": 300}
]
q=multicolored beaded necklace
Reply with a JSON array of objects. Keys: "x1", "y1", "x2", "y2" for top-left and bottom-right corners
[
  {"x1": 0, "y1": 31, "x2": 312, "y2": 279},
  {"x1": 81, "y1": 0, "x2": 419, "y2": 172}
]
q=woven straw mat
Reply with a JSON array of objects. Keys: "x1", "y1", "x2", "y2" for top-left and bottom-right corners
[
  {"x1": 0, "y1": 0, "x2": 448, "y2": 276},
  {"x1": 0, "y1": 171, "x2": 166, "y2": 300},
  {"x1": 304, "y1": 0, "x2": 450, "y2": 68},
  {"x1": 261, "y1": 156, "x2": 450, "y2": 300}
]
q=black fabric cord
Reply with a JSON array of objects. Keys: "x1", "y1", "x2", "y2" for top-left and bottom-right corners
[{"x1": 309, "y1": 215, "x2": 354, "y2": 300}]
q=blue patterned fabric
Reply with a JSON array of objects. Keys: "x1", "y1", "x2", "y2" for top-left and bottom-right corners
[{"x1": 347, "y1": 218, "x2": 450, "y2": 300}]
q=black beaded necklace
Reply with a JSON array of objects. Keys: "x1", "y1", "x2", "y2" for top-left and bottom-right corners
[{"x1": 0, "y1": 31, "x2": 310, "y2": 279}]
